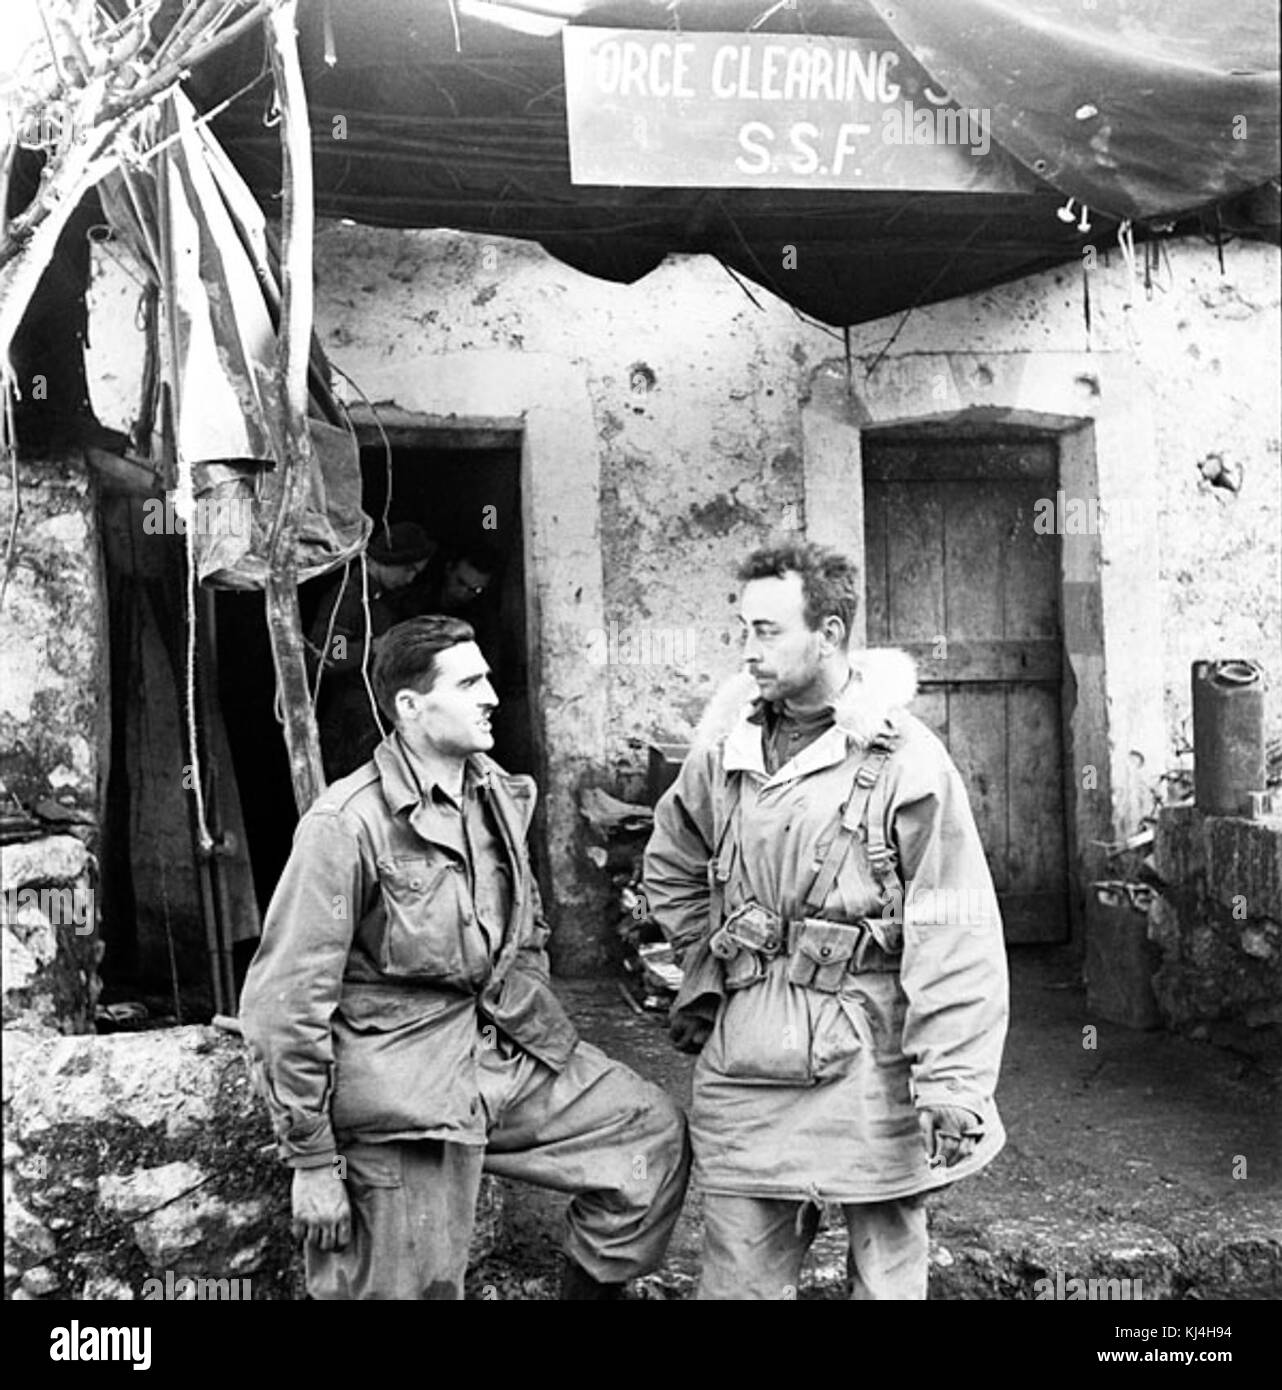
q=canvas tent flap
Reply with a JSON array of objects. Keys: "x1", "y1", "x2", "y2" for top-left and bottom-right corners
[
  {"x1": 189, "y1": 418, "x2": 366, "y2": 588},
  {"x1": 99, "y1": 89, "x2": 370, "y2": 588},
  {"x1": 189, "y1": 0, "x2": 1278, "y2": 329},
  {"x1": 866, "y1": 0, "x2": 1281, "y2": 220}
]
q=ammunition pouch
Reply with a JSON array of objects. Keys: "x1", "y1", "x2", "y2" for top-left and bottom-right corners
[
  {"x1": 708, "y1": 902, "x2": 902, "y2": 994},
  {"x1": 786, "y1": 918, "x2": 866, "y2": 992},
  {"x1": 709, "y1": 901, "x2": 784, "y2": 991}
]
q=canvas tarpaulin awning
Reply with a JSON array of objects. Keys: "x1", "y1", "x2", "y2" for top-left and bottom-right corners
[
  {"x1": 98, "y1": 88, "x2": 370, "y2": 588},
  {"x1": 864, "y1": 0, "x2": 1281, "y2": 221},
  {"x1": 192, "y1": 0, "x2": 1280, "y2": 327}
]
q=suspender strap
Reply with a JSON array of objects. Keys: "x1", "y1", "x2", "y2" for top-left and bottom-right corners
[
  {"x1": 707, "y1": 771, "x2": 745, "y2": 937},
  {"x1": 801, "y1": 748, "x2": 892, "y2": 917},
  {"x1": 862, "y1": 749, "x2": 901, "y2": 916}
]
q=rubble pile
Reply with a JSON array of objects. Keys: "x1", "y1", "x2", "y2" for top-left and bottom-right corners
[{"x1": 578, "y1": 786, "x2": 681, "y2": 1012}]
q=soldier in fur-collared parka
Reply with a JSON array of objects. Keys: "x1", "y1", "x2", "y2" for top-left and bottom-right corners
[{"x1": 643, "y1": 542, "x2": 1009, "y2": 1300}]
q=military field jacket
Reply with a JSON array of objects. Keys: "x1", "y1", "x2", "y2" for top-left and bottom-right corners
[
  {"x1": 239, "y1": 737, "x2": 577, "y2": 1166},
  {"x1": 643, "y1": 650, "x2": 1010, "y2": 1200}
]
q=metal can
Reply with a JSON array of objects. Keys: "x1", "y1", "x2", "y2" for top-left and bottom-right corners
[{"x1": 1191, "y1": 659, "x2": 1266, "y2": 816}]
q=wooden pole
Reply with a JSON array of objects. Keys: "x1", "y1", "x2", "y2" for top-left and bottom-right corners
[{"x1": 264, "y1": 0, "x2": 325, "y2": 813}]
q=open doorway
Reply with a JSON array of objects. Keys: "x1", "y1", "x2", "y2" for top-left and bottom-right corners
[
  {"x1": 102, "y1": 425, "x2": 534, "y2": 1019},
  {"x1": 339, "y1": 426, "x2": 533, "y2": 777},
  {"x1": 217, "y1": 424, "x2": 534, "y2": 930}
]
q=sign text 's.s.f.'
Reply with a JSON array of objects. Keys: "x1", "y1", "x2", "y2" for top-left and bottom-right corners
[{"x1": 562, "y1": 29, "x2": 1038, "y2": 193}]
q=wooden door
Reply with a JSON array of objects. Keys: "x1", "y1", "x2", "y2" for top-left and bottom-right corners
[{"x1": 863, "y1": 437, "x2": 1068, "y2": 943}]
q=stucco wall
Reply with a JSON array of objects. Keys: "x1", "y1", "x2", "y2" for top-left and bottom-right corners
[
  {"x1": 308, "y1": 225, "x2": 825, "y2": 777},
  {"x1": 85, "y1": 226, "x2": 1281, "y2": 969}
]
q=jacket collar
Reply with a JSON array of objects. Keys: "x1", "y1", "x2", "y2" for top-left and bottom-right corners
[
  {"x1": 373, "y1": 733, "x2": 492, "y2": 816},
  {"x1": 696, "y1": 648, "x2": 918, "y2": 778}
]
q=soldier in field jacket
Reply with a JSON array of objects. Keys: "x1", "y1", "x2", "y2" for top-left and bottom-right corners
[{"x1": 242, "y1": 615, "x2": 690, "y2": 1300}]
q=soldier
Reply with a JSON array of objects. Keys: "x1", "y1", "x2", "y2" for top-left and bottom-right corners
[
  {"x1": 643, "y1": 542, "x2": 1008, "y2": 1300},
  {"x1": 242, "y1": 615, "x2": 690, "y2": 1299}
]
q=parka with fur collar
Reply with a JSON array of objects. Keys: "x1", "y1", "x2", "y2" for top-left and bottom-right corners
[{"x1": 643, "y1": 648, "x2": 1009, "y2": 1201}]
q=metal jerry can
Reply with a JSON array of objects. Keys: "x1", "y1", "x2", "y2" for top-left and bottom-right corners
[{"x1": 1191, "y1": 659, "x2": 1266, "y2": 816}]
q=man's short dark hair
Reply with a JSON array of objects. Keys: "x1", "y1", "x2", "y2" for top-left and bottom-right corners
[
  {"x1": 442, "y1": 537, "x2": 502, "y2": 576},
  {"x1": 737, "y1": 542, "x2": 860, "y2": 646},
  {"x1": 372, "y1": 615, "x2": 475, "y2": 719}
]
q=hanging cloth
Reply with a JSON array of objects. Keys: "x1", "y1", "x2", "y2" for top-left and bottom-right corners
[{"x1": 99, "y1": 89, "x2": 370, "y2": 588}]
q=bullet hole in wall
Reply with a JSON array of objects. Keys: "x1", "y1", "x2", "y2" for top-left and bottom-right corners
[
  {"x1": 625, "y1": 364, "x2": 653, "y2": 397},
  {"x1": 1198, "y1": 452, "x2": 1243, "y2": 494}
]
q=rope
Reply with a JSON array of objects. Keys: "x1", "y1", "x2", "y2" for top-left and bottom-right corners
[
  {"x1": 176, "y1": 446, "x2": 213, "y2": 855},
  {"x1": 310, "y1": 558, "x2": 351, "y2": 718},
  {"x1": 331, "y1": 365, "x2": 394, "y2": 545},
  {"x1": 357, "y1": 551, "x2": 387, "y2": 740},
  {"x1": 0, "y1": 370, "x2": 20, "y2": 609}
]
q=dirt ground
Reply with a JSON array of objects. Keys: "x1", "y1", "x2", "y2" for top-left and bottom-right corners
[{"x1": 466, "y1": 947, "x2": 1282, "y2": 1300}]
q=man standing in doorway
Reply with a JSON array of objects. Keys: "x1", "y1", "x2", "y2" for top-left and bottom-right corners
[
  {"x1": 643, "y1": 542, "x2": 1008, "y2": 1300},
  {"x1": 241, "y1": 616, "x2": 690, "y2": 1299},
  {"x1": 412, "y1": 539, "x2": 499, "y2": 619}
]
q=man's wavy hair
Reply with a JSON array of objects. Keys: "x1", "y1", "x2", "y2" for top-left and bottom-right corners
[
  {"x1": 737, "y1": 542, "x2": 860, "y2": 648},
  {"x1": 373, "y1": 615, "x2": 475, "y2": 721}
]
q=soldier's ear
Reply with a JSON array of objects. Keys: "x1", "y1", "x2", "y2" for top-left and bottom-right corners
[
  {"x1": 393, "y1": 688, "x2": 418, "y2": 723},
  {"x1": 819, "y1": 614, "x2": 847, "y2": 653}
]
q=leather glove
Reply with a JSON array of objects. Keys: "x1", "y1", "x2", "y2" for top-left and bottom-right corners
[
  {"x1": 918, "y1": 1104, "x2": 984, "y2": 1168},
  {"x1": 669, "y1": 1010, "x2": 713, "y2": 1054}
]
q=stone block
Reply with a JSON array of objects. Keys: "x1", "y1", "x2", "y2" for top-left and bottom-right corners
[
  {"x1": 21, "y1": 1264, "x2": 61, "y2": 1296},
  {"x1": 99, "y1": 1162, "x2": 207, "y2": 1217},
  {"x1": 132, "y1": 1189, "x2": 272, "y2": 1274},
  {"x1": 1148, "y1": 805, "x2": 1282, "y2": 1028},
  {"x1": 1, "y1": 836, "x2": 100, "y2": 1031},
  {"x1": 1205, "y1": 815, "x2": 1282, "y2": 917},
  {"x1": 1152, "y1": 803, "x2": 1205, "y2": 882},
  {"x1": 1, "y1": 836, "x2": 91, "y2": 891},
  {"x1": 4, "y1": 1027, "x2": 504, "y2": 1299}
]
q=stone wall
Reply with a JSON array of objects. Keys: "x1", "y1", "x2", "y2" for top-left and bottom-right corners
[
  {"x1": 3, "y1": 1027, "x2": 501, "y2": 1300},
  {"x1": 1, "y1": 835, "x2": 101, "y2": 1034},
  {"x1": 0, "y1": 450, "x2": 105, "y2": 820},
  {"x1": 1150, "y1": 806, "x2": 1282, "y2": 1030},
  {"x1": 1, "y1": 448, "x2": 106, "y2": 1030},
  {"x1": 3, "y1": 1028, "x2": 286, "y2": 1300}
]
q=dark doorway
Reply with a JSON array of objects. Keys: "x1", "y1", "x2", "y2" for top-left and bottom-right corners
[
  {"x1": 863, "y1": 432, "x2": 1070, "y2": 944},
  {"x1": 346, "y1": 431, "x2": 532, "y2": 776},
  {"x1": 215, "y1": 589, "x2": 299, "y2": 914},
  {"x1": 216, "y1": 428, "x2": 533, "y2": 941}
]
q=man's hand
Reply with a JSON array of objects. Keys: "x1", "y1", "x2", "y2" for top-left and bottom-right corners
[
  {"x1": 669, "y1": 1010, "x2": 713, "y2": 1055},
  {"x1": 918, "y1": 1104, "x2": 984, "y2": 1169},
  {"x1": 291, "y1": 1165, "x2": 352, "y2": 1251}
]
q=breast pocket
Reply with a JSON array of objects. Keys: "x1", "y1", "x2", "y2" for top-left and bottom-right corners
[{"x1": 375, "y1": 855, "x2": 467, "y2": 979}]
